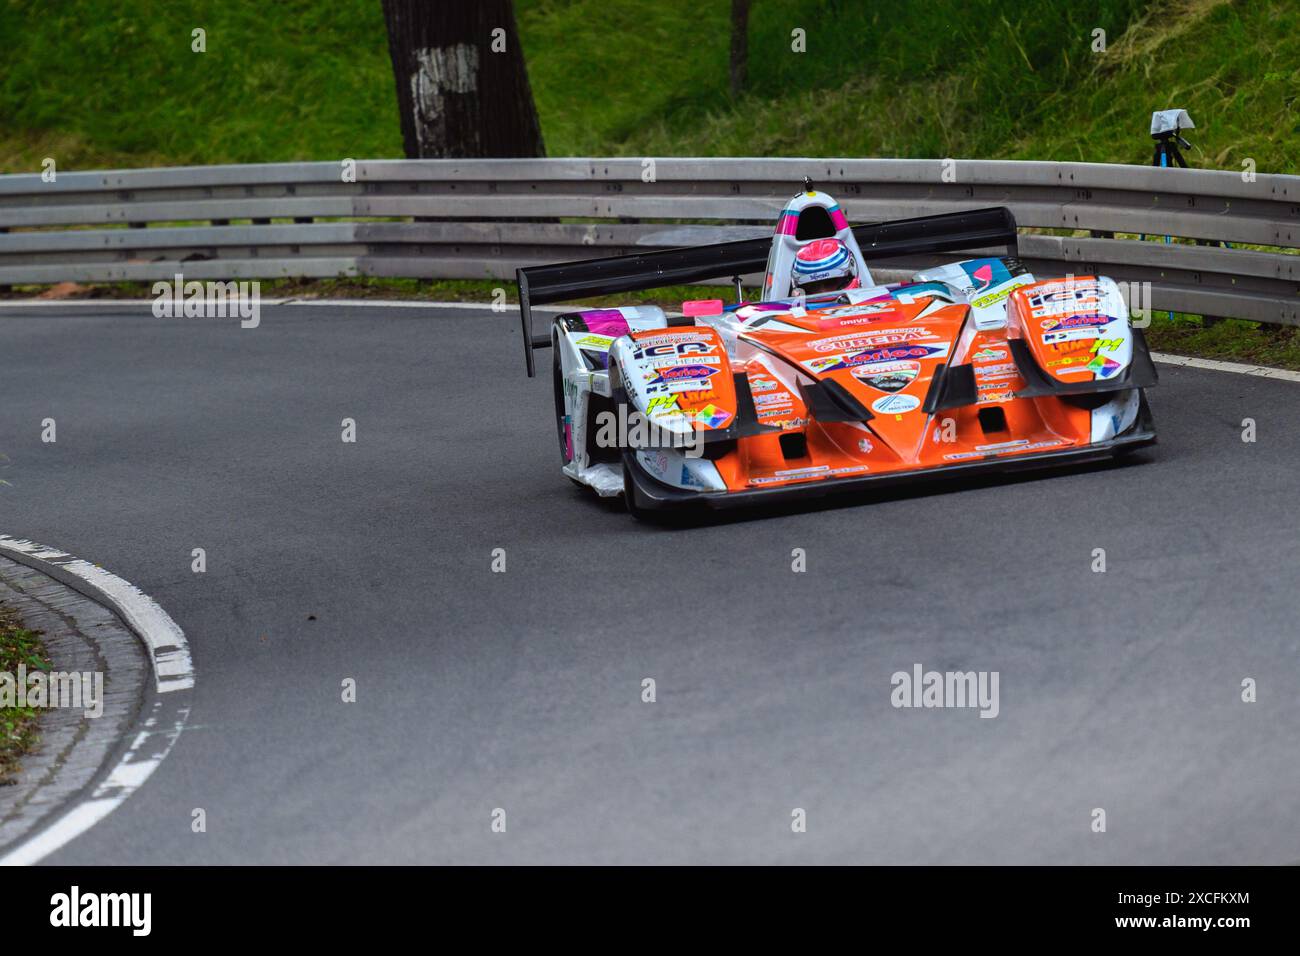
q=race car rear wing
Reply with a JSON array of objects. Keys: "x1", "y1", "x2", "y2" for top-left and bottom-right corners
[{"x1": 517, "y1": 206, "x2": 1019, "y2": 376}]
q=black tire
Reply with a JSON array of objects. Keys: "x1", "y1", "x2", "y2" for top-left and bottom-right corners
[{"x1": 552, "y1": 340, "x2": 571, "y2": 466}]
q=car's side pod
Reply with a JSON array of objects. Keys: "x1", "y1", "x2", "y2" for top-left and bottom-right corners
[
  {"x1": 1006, "y1": 276, "x2": 1159, "y2": 399},
  {"x1": 607, "y1": 325, "x2": 778, "y2": 448},
  {"x1": 1008, "y1": 334, "x2": 1158, "y2": 398}
]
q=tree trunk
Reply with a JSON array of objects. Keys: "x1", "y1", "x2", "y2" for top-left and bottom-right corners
[
  {"x1": 730, "y1": 0, "x2": 749, "y2": 98},
  {"x1": 381, "y1": 0, "x2": 545, "y2": 158}
]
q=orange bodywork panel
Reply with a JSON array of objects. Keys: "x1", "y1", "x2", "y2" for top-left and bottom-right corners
[
  {"x1": 713, "y1": 293, "x2": 1092, "y2": 491},
  {"x1": 622, "y1": 326, "x2": 739, "y2": 431}
]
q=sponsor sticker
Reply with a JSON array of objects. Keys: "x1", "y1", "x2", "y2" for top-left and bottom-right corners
[
  {"x1": 647, "y1": 363, "x2": 717, "y2": 385},
  {"x1": 694, "y1": 404, "x2": 732, "y2": 429},
  {"x1": 871, "y1": 393, "x2": 921, "y2": 415},
  {"x1": 1042, "y1": 327, "x2": 1102, "y2": 344},
  {"x1": 974, "y1": 362, "x2": 1017, "y2": 380},
  {"x1": 970, "y1": 277, "x2": 1032, "y2": 310},
  {"x1": 749, "y1": 464, "x2": 869, "y2": 486},
  {"x1": 803, "y1": 355, "x2": 844, "y2": 373},
  {"x1": 634, "y1": 340, "x2": 715, "y2": 360},
  {"x1": 646, "y1": 355, "x2": 723, "y2": 368},
  {"x1": 646, "y1": 395, "x2": 682, "y2": 418},
  {"x1": 804, "y1": 343, "x2": 948, "y2": 373},
  {"x1": 820, "y1": 302, "x2": 897, "y2": 318},
  {"x1": 943, "y1": 438, "x2": 1067, "y2": 461},
  {"x1": 572, "y1": 333, "x2": 614, "y2": 349},
  {"x1": 640, "y1": 450, "x2": 670, "y2": 479},
  {"x1": 851, "y1": 360, "x2": 919, "y2": 393},
  {"x1": 1040, "y1": 313, "x2": 1113, "y2": 331},
  {"x1": 1089, "y1": 354, "x2": 1122, "y2": 377},
  {"x1": 635, "y1": 330, "x2": 712, "y2": 343},
  {"x1": 1027, "y1": 283, "x2": 1104, "y2": 317},
  {"x1": 809, "y1": 327, "x2": 935, "y2": 353}
]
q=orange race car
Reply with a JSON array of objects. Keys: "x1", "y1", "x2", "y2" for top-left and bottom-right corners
[{"x1": 517, "y1": 186, "x2": 1156, "y2": 516}]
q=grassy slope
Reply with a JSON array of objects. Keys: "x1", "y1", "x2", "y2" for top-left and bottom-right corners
[
  {"x1": 523, "y1": 0, "x2": 1298, "y2": 172},
  {"x1": 523, "y1": 0, "x2": 1142, "y2": 158},
  {"x1": 0, "y1": 0, "x2": 401, "y2": 169},
  {"x1": 2, "y1": 0, "x2": 1293, "y2": 172}
]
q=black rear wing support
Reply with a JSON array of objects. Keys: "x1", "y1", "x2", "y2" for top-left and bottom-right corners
[{"x1": 517, "y1": 206, "x2": 1018, "y2": 376}]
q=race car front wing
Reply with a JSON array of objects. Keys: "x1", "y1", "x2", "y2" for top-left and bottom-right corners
[{"x1": 622, "y1": 393, "x2": 1156, "y2": 512}]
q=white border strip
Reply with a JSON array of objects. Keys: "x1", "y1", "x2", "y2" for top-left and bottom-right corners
[
  {"x1": 0, "y1": 297, "x2": 292, "y2": 308},
  {"x1": 0, "y1": 534, "x2": 194, "y2": 866},
  {"x1": 1149, "y1": 351, "x2": 1300, "y2": 382},
  {"x1": 282, "y1": 299, "x2": 571, "y2": 311},
  {"x1": 0, "y1": 535, "x2": 193, "y2": 692}
]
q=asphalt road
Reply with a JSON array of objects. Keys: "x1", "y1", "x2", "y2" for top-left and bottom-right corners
[{"x1": 0, "y1": 302, "x2": 1297, "y2": 864}]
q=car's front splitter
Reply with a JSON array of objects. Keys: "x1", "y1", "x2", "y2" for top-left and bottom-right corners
[{"x1": 624, "y1": 395, "x2": 1156, "y2": 512}]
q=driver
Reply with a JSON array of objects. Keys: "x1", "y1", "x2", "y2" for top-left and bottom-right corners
[{"x1": 791, "y1": 238, "x2": 859, "y2": 295}]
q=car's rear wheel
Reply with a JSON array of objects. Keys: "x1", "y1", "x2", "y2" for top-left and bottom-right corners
[{"x1": 552, "y1": 341, "x2": 572, "y2": 466}]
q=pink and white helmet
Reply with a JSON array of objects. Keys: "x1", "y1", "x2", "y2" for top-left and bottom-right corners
[{"x1": 791, "y1": 238, "x2": 858, "y2": 295}]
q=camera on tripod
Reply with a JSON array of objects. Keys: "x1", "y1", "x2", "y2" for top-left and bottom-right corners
[{"x1": 1149, "y1": 109, "x2": 1195, "y2": 168}]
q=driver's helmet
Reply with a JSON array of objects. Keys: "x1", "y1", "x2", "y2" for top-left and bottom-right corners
[{"x1": 792, "y1": 238, "x2": 858, "y2": 295}]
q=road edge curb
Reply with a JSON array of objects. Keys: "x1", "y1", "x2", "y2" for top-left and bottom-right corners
[{"x1": 0, "y1": 534, "x2": 194, "y2": 865}]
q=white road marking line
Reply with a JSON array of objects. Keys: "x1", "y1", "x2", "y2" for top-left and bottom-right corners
[
  {"x1": 0, "y1": 298, "x2": 569, "y2": 312},
  {"x1": 1149, "y1": 351, "x2": 1300, "y2": 382},
  {"x1": 0, "y1": 535, "x2": 194, "y2": 866},
  {"x1": 279, "y1": 299, "x2": 572, "y2": 311},
  {"x1": 0, "y1": 700, "x2": 186, "y2": 866},
  {"x1": 0, "y1": 298, "x2": 293, "y2": 308}
]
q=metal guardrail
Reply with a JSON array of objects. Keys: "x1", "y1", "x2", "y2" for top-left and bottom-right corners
[{"x1": 0, "y1": 158, "x2": 1297, "y2": 325}]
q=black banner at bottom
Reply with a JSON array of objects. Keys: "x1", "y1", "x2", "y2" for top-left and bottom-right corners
[{"x1": 9, "y1": 865, "x2": 1286, "y2": 940}]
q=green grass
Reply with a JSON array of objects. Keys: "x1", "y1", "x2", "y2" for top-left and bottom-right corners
[
  {"x1": 2, "y1": 0, "x2": 1295, "y2": 172},
  {"x1": 0, "y1": 603, "x2": 48, "y2": 784},
  {"x1": 522, "y1": 0, "x2": 1147, "y2": 160},
  {"x1": 0, "y1": 0, "x2": 401, "y2": 170},
  {"x1": 1145, "y1": 314, "x2": 1300, "y2": 367},
  {"x1": 535, "y1": 0, "x2": 1300, "y2": 171}
]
